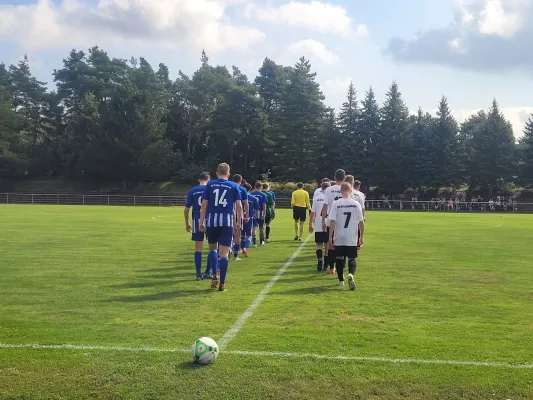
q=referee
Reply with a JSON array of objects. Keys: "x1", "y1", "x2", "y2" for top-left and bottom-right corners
[{"x1": 291, "y1": 182, "x2": 310, "y2": 241}]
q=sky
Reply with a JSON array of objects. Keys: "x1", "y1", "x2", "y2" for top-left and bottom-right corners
[{"x1": 1, "y1": 0, "x2": 532, "y2": 137}]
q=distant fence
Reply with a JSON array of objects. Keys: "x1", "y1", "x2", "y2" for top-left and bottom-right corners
[{"x1": 1, "y1": 193, "x2": 533, "y2": 213}]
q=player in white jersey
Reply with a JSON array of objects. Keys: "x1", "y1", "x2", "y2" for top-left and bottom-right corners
[
  {"x1": 313, "y1": 178, "x2": 329, "y2": 203},
  {"x1": 328, "y1": 182, "x2": 364, "y2": 290},
  {"x1": 309, "y1": 180, "x2": 330, "y2": 272},
  {"x1": 321, "y1": 169, "x2": 346, "y2": 274},
  {"x1": 353, "y1": 179, "x2": 366, "y2": 249}
]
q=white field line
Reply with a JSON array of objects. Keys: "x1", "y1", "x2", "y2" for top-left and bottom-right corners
[
  {"x1": 217, "y1": 234, "x2": 313, "y2": 350},
  {"x1": 1, "y1": 343, "x2": 532, "y2": 369}
]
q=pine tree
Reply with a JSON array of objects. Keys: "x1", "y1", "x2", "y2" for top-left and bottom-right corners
[
  {"x1": 376, "y1": 82, "x2": 412, "y2": 193},
  {"x1": 519, "y1": 115, "x2": 533, "y2": 184},
  {"x1": 410, "y1": 107, "x2": 435, "y2": 188},
  {"x1": 358, "y1": 87, "x2": 380, "y2": 186},
  {"x1": 337, "y1": 82, "x2": 361, "y2": 173},
  {"x1": 432, "y1": 96, "x2": 460, "y2": 187}
]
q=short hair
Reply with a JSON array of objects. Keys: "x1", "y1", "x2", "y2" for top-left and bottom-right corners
[
  {"x1": 254, "y1": 181, "x2": 262, "y2": 189},
  {"x1": 233, "y1": 174, "x2": 243, "y2": 183},
  {"x1": 335, "y1": 169, "x2": 346, "y2": 182},
  {"x1": 321, "y1": 181, "x2": 330, "y2": 190},
  {"x1": 354, "y1": 180, "x2": 361, "y2": 188},
  {"x1": 262, "y1": 183, "x2": 269, "y2": 190},
  {"x1": 345, "y1": 175, "x2": 354, "y2": 185},
  {"x1": 321, "y1": 178, "x2": 330, "y2": 183},
  {"x1": 297, "y1": 182, "x2": 304, "y2": 189},
  {"x1": 199, "y1": 172, "x2": 210, "y2": 181},
  {"x1": 217, "y1": 163, "x2": 230, "y2": 176},
  {"x1": 243, "y1": 183, "x2": 252, "y2": 192},
  {"x1": 341, "y1": 182, "x2": 351, "y2": 192}
]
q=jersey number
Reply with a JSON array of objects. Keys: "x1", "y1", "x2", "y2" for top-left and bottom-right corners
[
  {"x1": 213, "y1": 189, "x2": 228, "y2": 207},
  {"x1": 344, "y1": 212, "x2": 352, "y2": 228}
]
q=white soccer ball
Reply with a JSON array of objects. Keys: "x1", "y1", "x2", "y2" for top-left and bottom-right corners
[{"x1": 191, "y1": 337, "x2": 219, "y2": 365}]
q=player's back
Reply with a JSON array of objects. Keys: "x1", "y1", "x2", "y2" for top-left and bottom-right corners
[
  {"x1": 324, "y1": 184, "x2": 342, "y2": 214},
  {"x1": 312, "y1": 190, "x2": 326, "y2": 230},
  {"x1": 203, "y1": 179, "x2": 241, "y2": 227},
  {"x1": 248, "y1": 194, "x2": 258, "y2": 218},
  {"x1": 350, "y1": 189, "x2": 365, "y2": 210},
  {"x1": 331, "y1": 197, "x2": 362, "y2": 246},
  {"x1": 186, "y1": 185, "x2": 205, "y2": 219}
]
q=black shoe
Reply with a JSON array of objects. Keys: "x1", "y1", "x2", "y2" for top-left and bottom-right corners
[
  {"x1": 294, "y1": 236, "x2": 299, "y2": 241},
  {"x1": 317, "y1": 259, "x2": 323, "y2": 272}
]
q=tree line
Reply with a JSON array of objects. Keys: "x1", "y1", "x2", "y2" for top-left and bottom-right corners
[{"x1": 1, "y1": 46, "x2": 532, "y2": 196}]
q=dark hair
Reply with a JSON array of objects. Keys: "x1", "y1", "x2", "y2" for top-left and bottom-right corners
[
  {"x1": 335, "y1": 169, "x2": 346, "y2": 182},
  {"x1": 262, "y1": 183, "x2": 269, "y2": 190},
  {"x1": 244, "y1": 183, "x2": 252, "y2": 191},
  {"x1": 199, "y1": 172, "x2": 210, "y2": 181},
  {"x1": 354, "y1": 180, "x2": 361, "y2": 188},
  {"x1": 321, "y1": 181, "x2": 330, "y2": 190},
  {"x1": 233, "y1": 174, "x2": 243, "y2": 183},
  {"x1": 321, "y1": 178, "x2": 330, "y2": 183},
  {"x1": 254, "y1": 181, "x2": 262, "y2": 189},
  {"x1": 297, "y1": 182, "x2": 304, "y2": 189}
]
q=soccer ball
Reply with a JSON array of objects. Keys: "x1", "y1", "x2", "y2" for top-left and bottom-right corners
[{"x1": 191, "y1": 337, "x2": 219, "y2": 365}]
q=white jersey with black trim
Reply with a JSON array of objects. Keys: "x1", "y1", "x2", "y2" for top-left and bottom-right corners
[
  {"x1": 311, "y1": 191, "x2": 326, "y2": 232},
  {"x1": 323, "y1": 184, "x2": 343, "y2": 217},
  {"x1": 350, "y1": 189, "x2": 365, "y2": 210},
  {"x1": 328, "y1": 197, "x2": 364, "y2": 247}
]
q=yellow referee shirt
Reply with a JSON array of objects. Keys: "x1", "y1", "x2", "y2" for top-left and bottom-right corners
[{"x1": 291, "y1": 189, "x2": 311, "y2": 210}]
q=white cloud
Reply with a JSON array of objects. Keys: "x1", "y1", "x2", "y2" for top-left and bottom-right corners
[
  {"x1": 477, "y1": 0, "x2": 529, "y2": 38},
  {"x1": 245, "y1": 1, "x2": 367, "y2": 36},
  {"x1": 322, "y1": 77, "x2": 353, "y2": 97},
  {"x1": 0, "y1": 0, "x2": 265, "y2": 52},
  {"x1": 287, "y1": 39, "x2": 340, "y2": 64},
  {"x1": 448, "y1": 38, "x2": 466, "y2": 53}
]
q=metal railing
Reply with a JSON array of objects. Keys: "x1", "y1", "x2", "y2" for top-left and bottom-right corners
[{"x1": 1, "y1": 194, "x2": 532, "y2": 213}]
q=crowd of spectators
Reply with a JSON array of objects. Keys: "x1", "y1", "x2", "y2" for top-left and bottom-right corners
[{"x1": 370, "y1": 194, "x2": 518, "y2": 212}]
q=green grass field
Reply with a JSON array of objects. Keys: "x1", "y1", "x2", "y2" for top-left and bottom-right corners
[{"x1": 1, "y1": 205, "x2": 532, "y2": 400}]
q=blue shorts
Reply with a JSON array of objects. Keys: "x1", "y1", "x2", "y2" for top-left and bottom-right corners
[
  {"x1": 191, "y1": 219, "x2": 205, "y2": 242},
  {"x1": 242, "y1": 219, "x2": 253, "y2": 236},
  {"x1": 207, "y1": 226, "x2": 234, "y2": 247}
]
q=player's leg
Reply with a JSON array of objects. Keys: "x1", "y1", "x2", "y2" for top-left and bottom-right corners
[
  {"x1": 335, "y1": 246, "x2": 346, "y2": 286},
  {"x1": 216, "y1": 228, "x2": 234, "y2": 292},
  {"x1": 315, "y1": 233, "x2": 324, "y2": 272},
  {"x1": 206, "y1": 228, "x2": 220, "y2": 287},
  {"x1": 252, "y1": 220, "x2": 258, "y2": 247},
  {"x1": 259, "y1": 219, "x2": 265, "y2": 245},
  {"x1": 327, "y1": 227, "x2": 336, "y2": 275},
  {"x1": 347, "y1": 247, "x2": 358, "y2": 291},
  {"x1": 265, "y1": 216, "x2": 271, "y2": 243},
  {"x1": 298, "y1": 209, "x2": 306, "y2": 241},
  {"x1": 194, "y1": 239, "x2": 203, "y2": 280},
  {"x1": 242, "y1": 220, "x2": 252, "y2": 257},
  {"x1": 233, "y1": 227, "x2": 242, "y2": 261}
]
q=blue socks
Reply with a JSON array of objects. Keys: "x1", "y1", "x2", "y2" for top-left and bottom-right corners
[
  {"x1": 244, "y1": 237, "x2": 251, "y2": 249},
  {"x1": 240, "y1": 238, "x2": 245, "y2": 249},
  {"x1": 219, "y1": 257, "x2": 229, "y2": 284},
  {"x1": 233, "y1": 244, "x2": 240, "y2": 258},
  {"x1": 194, "y1": 252, "x2": 202, "y2": 278},
  {"x1": 208, "y1": 250, "x2": 219, "y2": 276}
]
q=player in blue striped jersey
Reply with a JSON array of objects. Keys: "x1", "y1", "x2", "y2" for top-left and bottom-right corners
[
  {"x1": 241, "y1": 183, "x2": 259, "y2": 257},
  {"x1": 232, "y1": 174, "x2": 249, "y2": 261},
  {"x1": 184, "y1": 172, "x2": 210, "y2": 280},
  {"x1": 199, "y1": 163, "x2": 242, "y2": 292},
  {"x1": 249, "y1": 181, "x2": 268, "y2": 246}
]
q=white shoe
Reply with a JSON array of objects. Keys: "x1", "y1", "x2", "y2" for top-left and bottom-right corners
[
  {"x1": 234, "y1": 257, "x2": 242, "y2": 261},
  {"x1": 336, "y1": 281, "x2": 344, "y2": 286},
  {"x1": 348, "y1": 274, "x2": 356, "y2": 291},
  {"x1": 260, "y1": 241, "x2": 265, "y2": 246}
]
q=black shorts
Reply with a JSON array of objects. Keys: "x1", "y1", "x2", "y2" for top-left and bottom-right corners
[
  {"x1": 315, "y1": 231, "x2": 328, "y2": 244},
  {"x1": 265, "y1": 216, "x2": 272, "y2": 225},
  {"x1": 335, "y1": 246, "x2": 358, "y2": 259},
  {"x1": 293, "y1": 206, "x2": 307, "y2": 222}
]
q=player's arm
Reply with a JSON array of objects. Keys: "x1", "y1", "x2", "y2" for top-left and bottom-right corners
[
  {"x1": 321, "y1": 202, "x2": 328, "y2": 231},
  {"x1": 272, "y1": 193, "x2": 276, "y2": 211},
  {"x1": 243, "y1": 194, "x2": 249, "y2": 221},
  {"x1": 235, "y1": 200, "x2": 242, "y2": 232},
  {"x1": 358, "y1": 208, "x2": 364, "y2": 245},
  {"x1": 328, "y1": 204, "x2": 337, "y2": 245},
  {"x1": 184, "y1": 207, "x2": 191, "y2": 231},
  {"x1": 291, "y1": 191, "x2": 295, "y2": 208},
  {"x1": 306, "y1": 192, "x2": 311, "y2": 215},
  {"x1": 199, "y1": 200, "x2": 207, "y2": 232}
]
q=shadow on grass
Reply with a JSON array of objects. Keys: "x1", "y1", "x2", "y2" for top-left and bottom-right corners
[
  {"x1": 177, "y1": 361, "x2": 209, "y2": 370},
  {"x1": 142, "y1": 272, "x2": 194, "y2": 279},
  {"x1": 108, "y1": 281, "x2": 178, "y2": 289},
  {"x1": 271, "y1": 286, "x2": 333, "y2": 295},
  {"x1": 106, "y1": 289, "x2": 211, "y2": 302}
]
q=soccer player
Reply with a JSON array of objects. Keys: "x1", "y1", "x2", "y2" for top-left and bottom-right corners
[
  {"x1": 328, "y1": 182, "x2": 364, "y2": 290},
  {"x1": 291, "y1": 182, "x2": 310, "y2": 241},
  {"x1": 322, "y1": 169, "x2": 345, "y2": 274},
  {"x1": 249, "y1": 182, "x2": 268, "y2": 246},
  {"x1": 184, "y1": 172, "x2": 210, "y2": 280},
  {"x1": 309, "y1": 179, "x2": 330, "y2": 271},
  {"x1": 351, "y1": 178, "x2": 366, "y2": 249},
  {"x1": 262, "y1": 183, "x2": 275, "y2": 243},
  {"x1": 232, "y1": 174, "x2": 249, "y2": 261},
  {"x1": 199, "y1": 163, "x2": 242, "y2": 292},
  {"x1": 313, "y1": 178, "x2": 329, "y2": 201},
  {"x1": 241, "y1": 183, "x2": 259, "y2": 257},
  {"x1": 345, "y1": 175, "x2": 365, "y2": 211}
]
